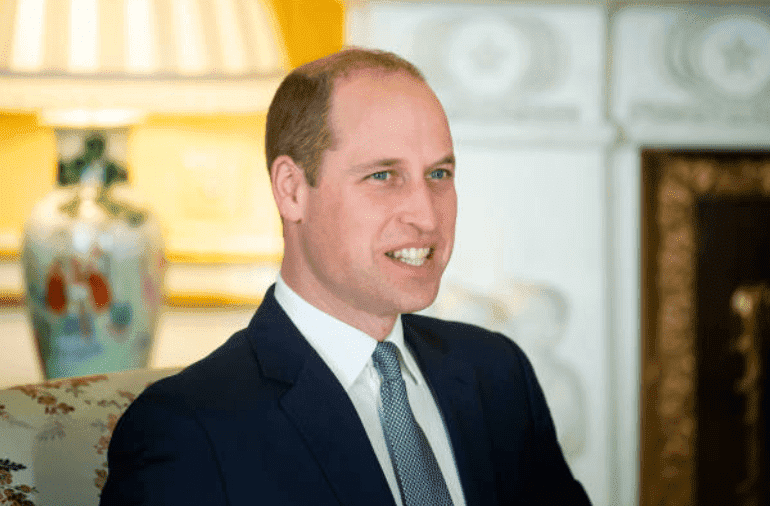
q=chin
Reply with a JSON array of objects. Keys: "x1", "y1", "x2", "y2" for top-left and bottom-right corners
[{"x1": 395, "y1": 287, "x2": 441, "y2": 314}]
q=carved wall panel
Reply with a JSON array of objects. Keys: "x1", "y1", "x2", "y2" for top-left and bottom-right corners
[
  {"x1": 614, "y1": 7, "x2": 770, "y2": 137},
  {"x1": 410, "y1": 14, "x2": 569, "y2": 121}
]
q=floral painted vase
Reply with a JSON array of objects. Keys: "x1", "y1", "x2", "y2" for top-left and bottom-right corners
[{"x1": 22, "y1": 129, "x2": 165, "y2": 379}]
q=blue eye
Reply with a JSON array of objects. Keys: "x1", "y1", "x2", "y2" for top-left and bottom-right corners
[
  {"x1": 370, "y1": 171, "x2": 390, "y2": 181},
  {"x1": 429, "y1": 168, "x2": 451, "y2": 179}
]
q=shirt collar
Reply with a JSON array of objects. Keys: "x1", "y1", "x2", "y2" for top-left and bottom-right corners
[{"x1": 274, "y1": 274, "x2": 422, "y2": 389}]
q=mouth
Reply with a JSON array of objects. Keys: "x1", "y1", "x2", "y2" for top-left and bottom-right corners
[{"x1": 385, "y1": 247, "x2": 433, "y2": 267}]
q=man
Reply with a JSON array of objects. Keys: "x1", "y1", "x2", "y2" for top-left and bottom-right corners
[{"x1": 101, "y1": 48, "x2": 591, "y2": 505}]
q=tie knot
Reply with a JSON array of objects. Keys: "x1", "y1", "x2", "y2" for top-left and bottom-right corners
[{"x1": 372, "y1": 342, "x2": 402, "y2": 382}]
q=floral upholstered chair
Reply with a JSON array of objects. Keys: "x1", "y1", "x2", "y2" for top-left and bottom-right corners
[{"x1": 0, "y1": 367, "x2": 181, "y2": 506}]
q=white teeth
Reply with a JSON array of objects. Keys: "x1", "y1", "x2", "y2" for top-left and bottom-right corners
[{"x1": 388, "y1": 247, "x2": 431, "y2": 266}]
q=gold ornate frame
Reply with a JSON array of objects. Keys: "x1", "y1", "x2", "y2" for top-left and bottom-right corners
[
  {"x1": 641, "y1": 150, "x2": 770, "y2": 506},
  {"x1": 730, "y1": 283, "x2": 767, "y2": 506}
]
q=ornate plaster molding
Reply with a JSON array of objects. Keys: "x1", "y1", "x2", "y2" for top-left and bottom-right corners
[{"x1": 615, "y1": 6, "x2": 770, "y2": 144}]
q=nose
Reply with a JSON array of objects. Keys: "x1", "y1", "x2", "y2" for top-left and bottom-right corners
[{"x1": 399, "y1": 179, "x2": 439, "y2": 232}]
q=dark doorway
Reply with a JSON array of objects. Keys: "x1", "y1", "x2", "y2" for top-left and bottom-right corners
[
  {"x1": 696, "y1": 196, "x2": 770, "y2": 506},
  {"x1": 641, "y1": 150, "x2": 770, "y2": 506}
]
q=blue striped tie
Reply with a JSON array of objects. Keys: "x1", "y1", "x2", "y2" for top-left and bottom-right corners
[{"x1": 372, "y1": 342, "x2": 454, "y2": 506}]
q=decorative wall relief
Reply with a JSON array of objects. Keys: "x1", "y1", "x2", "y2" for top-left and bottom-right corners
[
  {"x1": 615, "y1": 7, "x2": 770, "y2": 129},
  {"x1": 411, "y1": 15, "x2": 569, "y2": 121},
  {"x1": 429, "y1": 282, "x2": 587, "y2": 461},
  {"x1": 665, "y1": 13, "x2": 770, "y2": 103}
]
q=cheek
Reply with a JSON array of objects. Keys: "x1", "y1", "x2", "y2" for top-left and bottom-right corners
[
  {"x1": 318, "y1": 197, "x2": 375, "y2": 254},
  {"x1": 304, "y1": 199, "x2": 342, "y2": 257},
  {"x1": 438, "y1": 193, "x2": 458, "y2": 228},
  {"x1": 437, "y1": 203, "x2": 457, "y2": 223},
  {"x1": 343, "y1": 193, "x2": 388, "y2": 232}
]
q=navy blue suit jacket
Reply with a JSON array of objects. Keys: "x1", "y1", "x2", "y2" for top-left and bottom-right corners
[{"x1": 101, "y1": 286, "x2": 590, "y2": 505}]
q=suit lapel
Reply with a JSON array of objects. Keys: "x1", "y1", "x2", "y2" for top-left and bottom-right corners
[
  {"x1": 247, "y1": 288, "x2": 395, "y2": 506},
  {"x1": 403, "y1": 319, "x2": 497, "y2": 506}
]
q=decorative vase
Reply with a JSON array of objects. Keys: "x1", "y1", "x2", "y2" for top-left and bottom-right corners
[{"x1": 22, "y1": 129, "x2": 165, "y2": 379}]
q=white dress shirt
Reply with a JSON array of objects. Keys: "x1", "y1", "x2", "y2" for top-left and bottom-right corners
[{"x1": 274, "y1": 275, "x2": 466, "y2": 506}]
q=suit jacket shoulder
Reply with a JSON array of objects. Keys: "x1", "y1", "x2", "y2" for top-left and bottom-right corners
[
  {"x1": 101, "y1": 288, "x2": 591, "y2": 506},
  {"x1": 102, "y1": 290, "x2": 392, "y2": 506},
  {"x1": 401, "y1": 313, "x2": 591, "y2": 505},
  {"x1": 402, "y1": 312, "x2": 543, "y2": 414}
]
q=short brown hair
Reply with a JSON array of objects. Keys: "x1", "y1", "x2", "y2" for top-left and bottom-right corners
[{"x1": 265, "y1": 47, "x2": 425, "y2": 186}]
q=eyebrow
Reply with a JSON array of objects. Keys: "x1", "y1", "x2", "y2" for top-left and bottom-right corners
[
  {"x1": 351, "y1": 158, "x2": 400, "y2": 172},
  {"x1": 352, "y1": 154, "x2": 455, "y2": 172},
  {"x1": 430, "y1": 154, "x2": 455, "y2": 168}
]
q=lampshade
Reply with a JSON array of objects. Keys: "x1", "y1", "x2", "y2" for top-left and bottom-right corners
[{"x1": 0, "y1": 0, "x2": 288, "y2": 116}]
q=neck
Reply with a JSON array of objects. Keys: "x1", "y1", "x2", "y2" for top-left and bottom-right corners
[{"x1": 279, "y1": 268, "x2": 397, "y2": 342}]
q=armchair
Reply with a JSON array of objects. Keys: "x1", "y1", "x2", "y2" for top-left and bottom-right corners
[{"x1": 0, "y1": 367, "x2": 182, "y2": 506}]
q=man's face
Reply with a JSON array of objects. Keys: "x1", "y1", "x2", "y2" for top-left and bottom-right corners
[{"x1": 294, "y1": 70, "x2": 456, "y2": 325}]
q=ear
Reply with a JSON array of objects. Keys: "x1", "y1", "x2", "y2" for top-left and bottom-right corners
[{"x1": 271, "y1": 155, "x2": 308, "y2": 223}]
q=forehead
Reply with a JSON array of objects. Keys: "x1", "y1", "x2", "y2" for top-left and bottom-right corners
[
  {"x1": 327, "y1": 69, "x2": 451, "y2": 151},
  {"x1": 331, "y1": 69, "x2": 433, "y2": 115}
]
